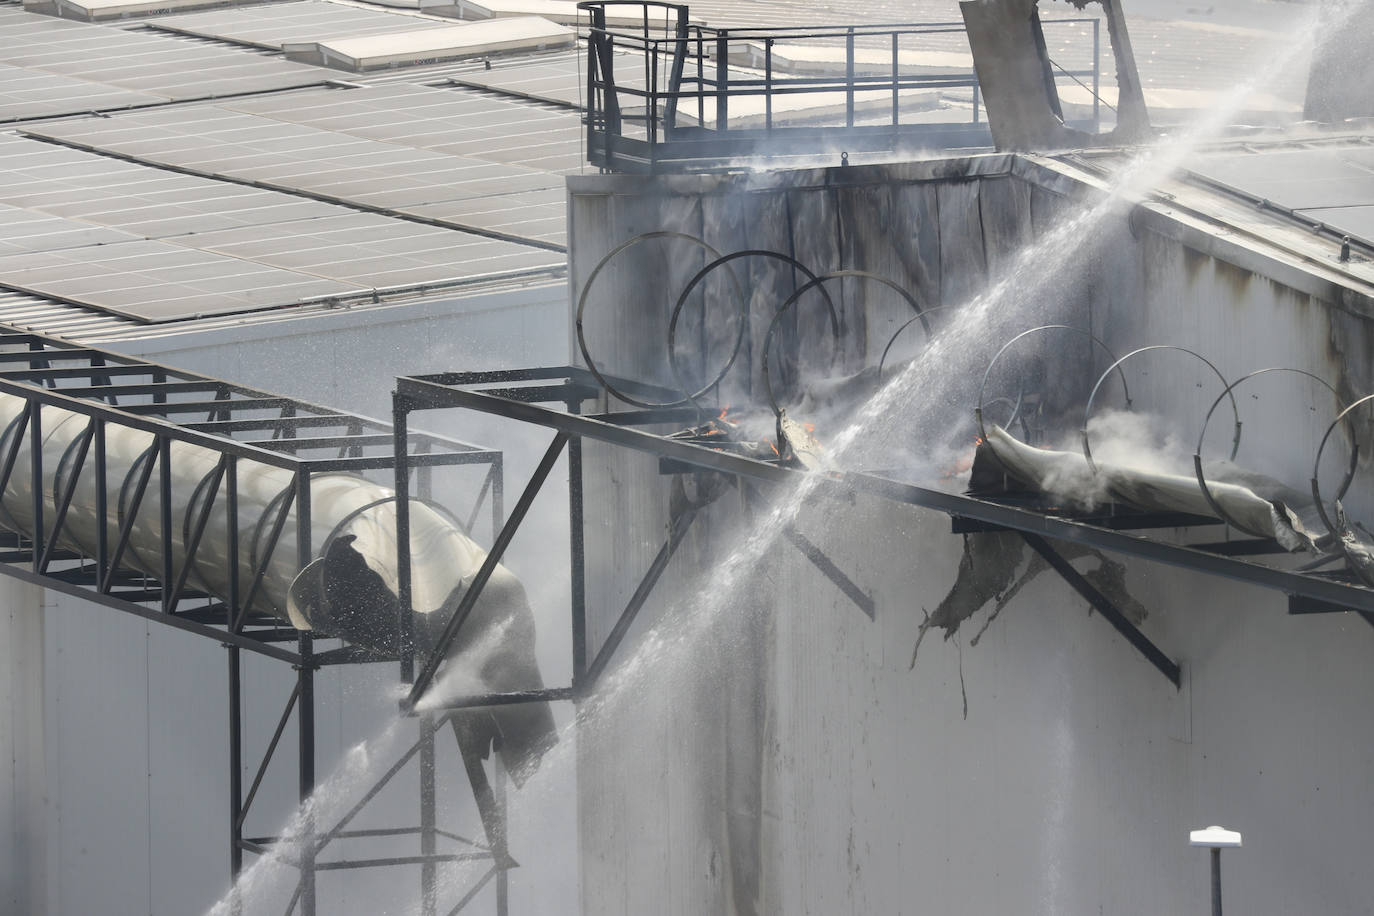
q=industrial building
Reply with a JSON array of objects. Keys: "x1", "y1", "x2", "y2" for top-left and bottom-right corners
[{"x1": 2, "y1": 0, "x2": 1373, "y2": 914}]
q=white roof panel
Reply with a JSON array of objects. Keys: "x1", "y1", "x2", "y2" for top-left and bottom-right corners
[
  {"x1": 285, "y1": 16, "x2": 573, "y2": 71},
  {"x1": 0, "y1": 6, "x2": 323, "y2": 122},
  {"x1": 149, "y1": 1, "x2": 459, "y2": 51},
  {"x1": 27, "y1": 83, "x2": 581, "y2": 245},
  {"x1": 24, "y1": 0, "x2": 245, "y2": 23}
]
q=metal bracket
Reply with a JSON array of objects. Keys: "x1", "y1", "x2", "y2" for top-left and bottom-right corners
[{"x1": 1288, "y1": 594, "x2": 1374, "y2": 630}]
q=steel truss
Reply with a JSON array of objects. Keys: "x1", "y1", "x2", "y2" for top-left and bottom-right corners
[
  {"x1": 0, "y1": 325, "x2": 514, "y2": 915},
  {"x1": 393, "y1": 366, "x2": 1374, "y2": 714}
]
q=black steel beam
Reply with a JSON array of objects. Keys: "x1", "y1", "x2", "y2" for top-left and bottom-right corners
[
  {"x1": 584, "y1": 508, "x2": 701, "y2": 687},
  {"x1": 119, "y1": 398, "x2": 299, "y2": 416},
  {"x1": 0, "y1": 557, "x2": 300, "y2": 663},
  {"x1": 1289, "y1": 595, "x2": 1374, "y2": 629},
  {"x1": 298, "y1": 452, "x2": 497, "y2": 473},
  {"x1": 1021, "y1": 532, "x2": 1180, "y2": 686},
  {"x1": 184, "y1": 415, "x2": 354, "y2": 433},
  {"x1": 781, "y1": 524, "x2": 876, "y2": 620},
  {"x1": 394, "y1": 381, "x2": 1374, "y2": 617},
  {"x1": 418, "y1": 687, "x2": 577, "y2": 711},
  {"x1": 245, "y1": 434, "x2": 397, "y2": 451},
  {"x1": 236, "y1": 681, "x2": 301, "y2": 831},
  {"x1": 52, "y1": 381, "x2": 223, "y2": 399},
  {"x1": 314, "y1": 853, "x2": 491, "y2": 871},
  {"x1": 952, "y1": 507, "x2": 1220, "y2": 534},
  {"x1": 403, "y1": 434, "x2": 569, "y2": 710}
]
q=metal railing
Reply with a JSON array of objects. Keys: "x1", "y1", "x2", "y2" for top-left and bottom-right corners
[{"x1": 579, "y1": 1, "x2": 1103, "y2": 172}]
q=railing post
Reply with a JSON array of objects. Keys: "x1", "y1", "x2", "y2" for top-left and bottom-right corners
[
  {"x1": 715, "y1": 29, "x2": 729, "y2": 131},
  {"x1": 891, "y1": 31, "x2": 899, "y2": 126},
  {"x1": 649, "y1": 39, "x2": 660, "y2": 166},
  {"x1": 765, "y1": 38, "x2": 773, "y2": 131},
  {"x1": 846, "y1": 26, "x2": 855, "y2": 127}
]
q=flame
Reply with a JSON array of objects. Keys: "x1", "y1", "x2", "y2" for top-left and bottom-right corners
[
  {"x1": 767, "y1": 438, "x2": 780, "y2": 457},
  {"x1": 718, "y1": 404, "x2": 731, "y2": 421}
]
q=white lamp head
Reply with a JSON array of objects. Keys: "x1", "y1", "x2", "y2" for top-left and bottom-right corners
[{"x1": 1190, "y1": 825, "x2": 1242, "y2": 848}]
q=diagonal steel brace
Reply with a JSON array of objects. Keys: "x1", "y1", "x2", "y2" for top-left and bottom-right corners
[{"x1": 1020, "y1": 531, "x2": 1181, "y2": 688}]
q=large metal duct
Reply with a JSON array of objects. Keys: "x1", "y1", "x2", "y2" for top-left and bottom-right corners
[{"x1": 0, "y1": 394, "x2": 556, "y2": 784}]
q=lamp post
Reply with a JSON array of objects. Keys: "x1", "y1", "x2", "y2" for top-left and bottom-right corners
[{"x1": 1190, "y1": 825, "x2": 1242, "y2": 916}]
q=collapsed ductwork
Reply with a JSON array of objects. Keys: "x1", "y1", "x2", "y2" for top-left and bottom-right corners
[
  {"x1": 0, "y1": 394, "x2": 556, "y2": 784},
  {"x1": 973, "y1": 424, "x2": 1374, "y2": 584}
]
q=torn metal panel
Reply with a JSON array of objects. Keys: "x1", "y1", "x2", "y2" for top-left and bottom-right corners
[{"x1": 960, "y1": 0, "x2": 1149, "y2": 150}]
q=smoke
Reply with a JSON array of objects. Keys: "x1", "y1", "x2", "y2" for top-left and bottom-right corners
[{"x1": 1037, "y1": 408, "x2": 1194, "y2": 507}]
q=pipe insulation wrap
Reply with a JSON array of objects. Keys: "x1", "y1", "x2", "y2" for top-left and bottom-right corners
[{"x1": 0, "y1": 394, "x2": 556, "y2": 781}]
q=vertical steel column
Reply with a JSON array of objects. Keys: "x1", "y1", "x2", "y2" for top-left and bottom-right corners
[
  {"x1": 225, "y1": 457, "x2": 243, "y2": 915},
  {"x1": 491, "y1": 452, "x2": 504, "y2": 541},
  {"x1": 393, "y1": 396, "x2": 415, "y2": 684},
  {"x1": 494, "y1": 738, "x2": 508, "y2": 916},
  {"x1": 28, "y1": 405, "x2": 40, "y2": 572},
  {"x1": 416, "y1": 454, "x2": 437, "y2": 916},
  {"x1": 94, "y1": 420, "x2": 107, "y2": 586},
  {"x1": 419, "y1": 714, "x2": 437, "y2": 916},
  {"x1": 295, "y1": 468, "x2": 317, "y2": 916},
  {"x1": 568, "y1": 405, "x2": 587, "y2": 690},
  {"x1": 159, "y1": 436, "x2": 173, "y2": 611}
]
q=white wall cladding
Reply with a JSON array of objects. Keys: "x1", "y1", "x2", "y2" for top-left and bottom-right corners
[{"x1": 570, "y1": 158, "x2": 1374, "y2": 914}]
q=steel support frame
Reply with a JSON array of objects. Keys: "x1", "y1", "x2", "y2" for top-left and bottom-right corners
[
  {"x1": 393, "y1": 369, "x2": 1374, "y2": 707},
  {"x1": 0, "y1": 326, "x2": 513, "y2": 915}
]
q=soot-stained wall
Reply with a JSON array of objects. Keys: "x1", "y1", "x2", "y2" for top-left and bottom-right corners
[{"x1": 569, "y1": 154, "x2": 1374, "y2": 915}]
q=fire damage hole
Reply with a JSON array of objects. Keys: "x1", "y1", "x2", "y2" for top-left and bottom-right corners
[{"x1": 910, "y1": 530, "x2": 1150, "y2": 714}]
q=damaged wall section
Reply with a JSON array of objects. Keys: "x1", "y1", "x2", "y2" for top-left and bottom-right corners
[{"x1": 567, "y1": 152, "x2": 1374, "y2": 914}]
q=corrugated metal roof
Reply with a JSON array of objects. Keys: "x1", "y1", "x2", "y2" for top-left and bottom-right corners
[{"x1": 0, "y1": 130, "x2": 564, "y2": 320}]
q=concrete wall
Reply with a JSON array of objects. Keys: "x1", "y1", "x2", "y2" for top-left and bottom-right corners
[
  {"x1": 569, "y1": 158, "x2": 1374, "y2": 914},
  {"x1": 1, "y1": 579, "x2": 45, "y2": 916}
]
